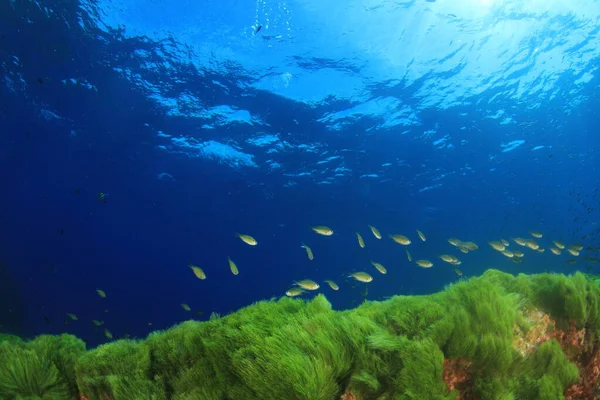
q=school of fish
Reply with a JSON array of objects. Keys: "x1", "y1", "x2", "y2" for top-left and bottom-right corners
[
  {"x1": 185, "y1": 226, "x2": 596, "y2": 299},
  {"x1": 67, "y1": 226, "x2": 597, "y2": 341}
]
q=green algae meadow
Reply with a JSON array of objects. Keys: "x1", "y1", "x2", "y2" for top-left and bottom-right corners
[{"x1": 2, "y1": 269, "x2": 600, "y2": 400}]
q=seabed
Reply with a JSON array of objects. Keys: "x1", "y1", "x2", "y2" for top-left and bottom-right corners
[{"x1": 2, "y1": 269, "x2": 600, "y2": 400}]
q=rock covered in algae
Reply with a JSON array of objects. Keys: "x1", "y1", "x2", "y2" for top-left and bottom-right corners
[{"x1": 1, "y1": 269, "x2": 600, "y2": 399}]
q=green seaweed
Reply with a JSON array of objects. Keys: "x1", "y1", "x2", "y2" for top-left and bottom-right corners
[
  {"x1": 75, "y1": 339, "x2": 161, "y2": 399},
  {"x1": 0, "y1": 333, "x2": 23, "y2": 345},
  {"x1": 512, "y1": 340, "x2": 579, "y2": 400},
  {"x1": 0, "y1": 334, "x2": 84, "y2": 400},
  {"x1": 1, "y1": 269, "x2": 598, "y2": 399}
]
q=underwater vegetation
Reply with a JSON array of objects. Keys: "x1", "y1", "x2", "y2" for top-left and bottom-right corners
[{"x1": 2, "y1": 269, "x2": 600, "y2": 399}]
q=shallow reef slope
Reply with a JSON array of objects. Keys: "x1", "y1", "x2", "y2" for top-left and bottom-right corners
[{"x1": 2, "y1": 269, "x2": 600, "y2": 400}]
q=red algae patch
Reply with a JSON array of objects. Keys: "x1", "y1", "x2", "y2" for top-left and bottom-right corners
[
  {"x1": 513, "y1": 310, "x2": 554, "y2": 356},
  {"x1": 442, "y1": 358, "x2": 473, "y2": 399},
  {"x1": 512, "y1": 309, "x2": 600, "y2": 399},
  {"x1": 341, "y1": 390, "x2": 357, "y2": 400}
]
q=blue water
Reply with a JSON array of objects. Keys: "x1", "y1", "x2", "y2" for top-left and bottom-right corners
[{"x1": 1, "y1": 0, "x2": 599, "y2": 347}]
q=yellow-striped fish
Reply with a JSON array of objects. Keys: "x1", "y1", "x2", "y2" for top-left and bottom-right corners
[
  {"x1": 96, "y1": 289, "x2": 106, "y2": 298},
  {"x1": 324, "y1": 280, "x2": 339, "y2": 290},
  {"x1": 349, "y1": 272, "x2": 373, "y2": 283},
  {"x1": 440, "y1": 254, "x2": 457, "y2": 263},
  {"x1": 406, "y1": 249, "x2": 412, "y2": 262},
  {"x1": 416, "y1": 230, "x2": 426, "y2": 242},
  {"x1": 462, "y1": 241, "x2": 478, "y2": 251},
  {"x1": 286, "y1": 287, "x2": 305, "y2": 297},
  {"x1": 415, "y1": 260, "x2": 433, "y2": 268},
  {"x1": 488, "y1": 241, "x2": 505, "y2": 251},
  {"x1": 236, "y1": 233, "x2": 257, "y2": 246},
  {"x1": 371, "y1": 261, "x2": 387, "y2": 274},
  {"x1": 228, "y1": 257, "x2": 239, "y2": 275},
  {"x1": 368, "y1": 225, "x2": 382, "y2": 239},
  {"x1": 356, "y1": 232, "x2": 365, "y2": 248},
  {"x1": 567, "y1": 248, "x2": 580, "y2": 257},
  {"x1": 312, "y1": 226, "x2": 334, "y2": 236},
  {"x1": 448, "y1": 238, "x2": 462, "y2": 247},
  {"x1": 181, "y1": 303, "x2": 191, "y2": 311},
  {"x1": 301, "y1": 243, "x2": 314, "y2": 260},
  {"x1": 294, "y1": 279, "x2": 320, "y2": 290},
  {"x1": 512, "y1": 237, "x2": 527, "y2": 246},
  {"x1": 390, "y1": 234, "x2": 411, "y2": 245},
  {"x1": 524, "y1": 240, "x2": 539, "y2": 250},
  {"x1": 188, "y1": 263, "x2": 206, "y2": 280}
]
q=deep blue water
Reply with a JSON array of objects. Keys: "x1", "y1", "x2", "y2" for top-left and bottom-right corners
[{"x1": 1, "y1": 0, "x2": 599, "y2": 347}]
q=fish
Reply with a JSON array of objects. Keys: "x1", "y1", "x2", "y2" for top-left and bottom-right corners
[
  {"x1": 97, "y1": 192, "x2": 108, "y2": 203},
  {"x1": 181, "y1": 303, "x2": 191, "y2": 311},
  {"x1": 488, "y1": 241, "x2": 505, "y2": 251},
  {"x1": 448, "y1": 238, "x2": 462, "y2": 247},
  {"x1": 349, "y1": 272, "x2": 373, "y2": 283},
  {"x1": 103, "y1": 329, "x2": 113, "y2": 340},
  {"x1": 500, "y1": 239, "x2": 510, "y2": 247},
  {"x1": 368, "y1": 225, "x2": 382, "y2": 239},
  {"x1": 96, "y1": 289, "x2": 106, "y2": 298},
  {"x1": 524, "y1": 240, "x2": 540, "y2": 250},
  {"x1": 440, "y1": 254, "x2": 458, "y2": 264},
  {"x1": 406, "y1": 249, "x2": 412, "y2": 262},
  {"x1": 453, "y1": 268, "x2": 463, "y2": 276},
  {"x1": 92, "y1": 320, "x2": 104, "y2": 327},
  {"x1": 567, "y1": 248, "x2": 580, "y2": 257},
  {"x1": 312, "y1": 226, "x2": 334, "y2": 236},
  {"x1": 301, "y1": 243, "x2": 314, "y2": 260},
  {"x1": 416, "y1": 230, "x2": 426, "y2": 242},
  {"x1": 371, "y1": 261, "x2": 387, "y2": 274},
  {"x1": 286, "y1": 287, "x2": 305, "y2": 297},
  {"x1": 553, "y1": 240, "x2": 565, "y2": 249},
  {"x1": 415, "y1": 260, "x2": 433, "y2": 268},
  {"x1": 188, "y1": 263, "x2": 206, "y2": 280},
  {"x1": 529, "y1": 231, "x2": 543, "y2": 238},
  {"x1": 462, "y1": 242, "x2": 478, "y2": 251},
  {"x1": 236, "y1": 233, "x2": 257, "y2": 246},
  {"x1": 356, "y1": 232, "x2": 365, "y2": 248},
  {"x1": 294, "y1": 279, "x2": 320, "y2": 290},
  {"x1": 512, "y1": 238, "x2": 527, "y2": 246},
  {"x1": 324, "y1": 280, "x2": 339, "y2": 290},
  {"x1": 228, "y1": 257, "x2": 239, "y2": 275},
  {"x1": 67, "y1": 313, "x2": 78, "y2": 321},
  {"x1": 390, "y1": 234, "x2": 411, "y2": 245}
]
